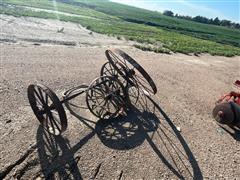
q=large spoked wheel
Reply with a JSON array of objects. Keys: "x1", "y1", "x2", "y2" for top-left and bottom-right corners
[
  {"x1": 86, "y1": 76, "x2": 127, "y2": 119},
  {"x1": 28, "y1": 84, "x2": 67, "y2": 135},
  {"x1": 105, "y1": 49, "x2": 157, "y2": 95}
]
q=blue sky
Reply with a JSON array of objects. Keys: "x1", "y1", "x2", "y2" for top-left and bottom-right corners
[{"x1": 110, "y1": 0, "x2": 240, "y2": 23}]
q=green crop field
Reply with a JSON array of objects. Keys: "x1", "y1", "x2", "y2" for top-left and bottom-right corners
[{"x1": 1, "y1": 0, "x2": 240, "y2": 56}]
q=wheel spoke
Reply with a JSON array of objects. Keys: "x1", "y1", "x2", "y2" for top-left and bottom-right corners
[
  {"x1": 98, "y1": 107, "x2": 105, "y2": 117},
  {"x1": 135, "y1": 74, "x2": 150, "y2": 85},
  {"x1": 44, "y1": 113, "x2": 49, "y2": 127},
  {"x1": 91, "y1": 104, "x2": 97, "y2": 111},
  {"x1": 93, "y1": 90, "x2": 105, "y2": 102},
  {"x1": 34, "y1": 88, "x2": 45, "y2": 105},
  {"x1": 52, "y1": 111, "x2": 62, "y2": 126},
  {"x1": 134, "y1": 76, "x2": 153, "y2": 93},
  {"x1": 92, "y1": 87, "x2": 104, "y2": 96},
  {"x1": 36, "y1": 98, "x2": 43, "y2": 108},
  {"x1": 48, "y1": 113, "x2": 56, "y2": 134},
  {"x1": 104, "y1": 67, "x2": 113, "y2": 76},
  {"x1": 109, "y1": 98, "x2": 119, "y2": 111},
  {"x1": 92, "y1": 97, "x2": 106, "y2": 110},
  {"x1": 89, "y1": 93, "x2": 104, "y2": 101},
  {"x1": 110, "y1": 51, "x2": 129, "y2": 69},
  {"x1": 109, "y1": 64, "x2": 116, "y2": 75},
  {"x1": 45, "y1": 93, "x2": 48, "y2": 106},
  {"x1": 107, "y1": 64, "x2": 116, "y2": 76},
  {"x1": 49, "y1": 112, "x2": 61, "y2": 133},
  {"x1": 38, "y1": 87, "x2": 45, "y2": 103}
]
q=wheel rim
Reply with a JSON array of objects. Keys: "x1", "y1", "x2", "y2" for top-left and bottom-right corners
[
  {"x1": 28, "y1": 84, "x2": 67, "y2": 135},
  {"x1": 86, "y1": 76, "x2": 126, "y2": 119},
  {"x1": 127, "y1": 84, "x2": 140, "y2": 106},
  {"x1": 100, "y1": 62, "x2": 118, "y2": 77},
  {"x1": 105, "y1": 49, "x2": 157, "y2": 95},
  {"x1": 100, "y1": 61, "x2": 127, "y2": 87}
]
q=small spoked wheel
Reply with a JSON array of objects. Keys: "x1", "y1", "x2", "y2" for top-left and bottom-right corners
[
  {"x1": 100, "y1": 62, "x2": 118, "y2": 77},
  {"x1": 127, "y1": 84, "x2": 140, "y2": 106},
  {"x1": 100, "y1": 61, "x2": 127, "y2": 87},
  {"x1": 105, "y1": 49, "x2": 157, "y2": 95},
  {"x1": 86, "y1": 76, "x2": 127, "y2": 119},
  {"x1": 28, "y1": 84, "x2": 67, "y2": 135}
]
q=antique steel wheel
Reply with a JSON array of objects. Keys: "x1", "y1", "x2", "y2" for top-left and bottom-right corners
[
  {"x1": 100, "y1": 62, "x2": 118, "y2": 77},
  {"x1": 105, "y1": 49, "x2": 157, "y2": 95},
  {"x1": 86, "y1": 76, "x2": 127, "y2": 119},
  {"x1": 100, "y1": 61, "x2": 127, "y2": 87},
  {"x1": 28, "y1": 84, "x2": 67, "y2": 135},
  {"x1": 126, "y1": 84, "x2": 140, "y2": 106},
  {"x1": 101, "y1": 62, "x2": 141, "y2": 106}
]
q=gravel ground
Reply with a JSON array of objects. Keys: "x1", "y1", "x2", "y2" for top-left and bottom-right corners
[{"x1": 0, "y1": 15, "x2": 240, "y2": 180}]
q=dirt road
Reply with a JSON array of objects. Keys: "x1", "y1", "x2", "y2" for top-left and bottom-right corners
[{"x1": 0, "y1": 15, "x2": 240, "y2": 179}]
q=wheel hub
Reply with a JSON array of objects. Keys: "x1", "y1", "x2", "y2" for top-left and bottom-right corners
[{"x1": 127, "y1": 69, "x2": 135, "y2": 77}]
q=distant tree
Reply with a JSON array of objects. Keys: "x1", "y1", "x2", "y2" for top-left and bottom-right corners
[
  {"x1": 234, "y1": 23, "x2": 240, "y2": 29},
  {"x1": 184, "y1": 16, "x2": 192, "y2": 20},
  {"x1": 166, "y1": 10, "x2": 239, "y2": 29},
  {"x1": 193, "y1": 16, "x2": 209, "y2": 24},
  {"x1": 220, "y1": 20, "x2": 231, "y2": 26},
  {"x1": 175, "y1": 14, "x2": 191, "y2": 20},
  {"x1": 213, "y1": 17, "x2": 220, "y2": 25},
  {"x1": 163, "y1": 10, "x2": 174, "y2": 17},
  {"x1": 209, "y1": 18, "x2": 214, "y2": 24}
]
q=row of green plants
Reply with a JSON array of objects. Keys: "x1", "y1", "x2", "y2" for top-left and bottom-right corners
[
  {"x1": 1, "y1": 2, "x2": 240, "y2": 56},
  {"x1": 71, "y1": 0, "x2": 240, "y2": 48}
]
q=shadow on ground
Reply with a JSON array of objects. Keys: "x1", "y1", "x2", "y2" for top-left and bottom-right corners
[
  {"x1": 36, "y1": 93, "x2": 203, "y2": 179},
  {"x1": 219, "y1": 125, "x2": 240, "y2": 141}
]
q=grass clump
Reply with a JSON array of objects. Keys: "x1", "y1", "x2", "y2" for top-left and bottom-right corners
[{"x1": 134, "y1": 44, "x2": 171, "y2": 54}]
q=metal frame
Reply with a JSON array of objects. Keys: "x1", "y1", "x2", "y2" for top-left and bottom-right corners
[{"x1": 28, "y1": 49, "x2": 157, "y2": 135}]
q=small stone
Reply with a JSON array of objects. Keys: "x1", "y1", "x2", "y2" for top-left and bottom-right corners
[
  {"x1": 217, "y1": 128, "x2": 224, "y2": 135},
  {"x1": 6, "y1": 119, "x2": 11, "y2": 123}
]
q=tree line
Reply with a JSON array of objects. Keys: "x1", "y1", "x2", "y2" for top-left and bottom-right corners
[{"x1": 163, "y1": 10, "x2": 240, "y2": 29}]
